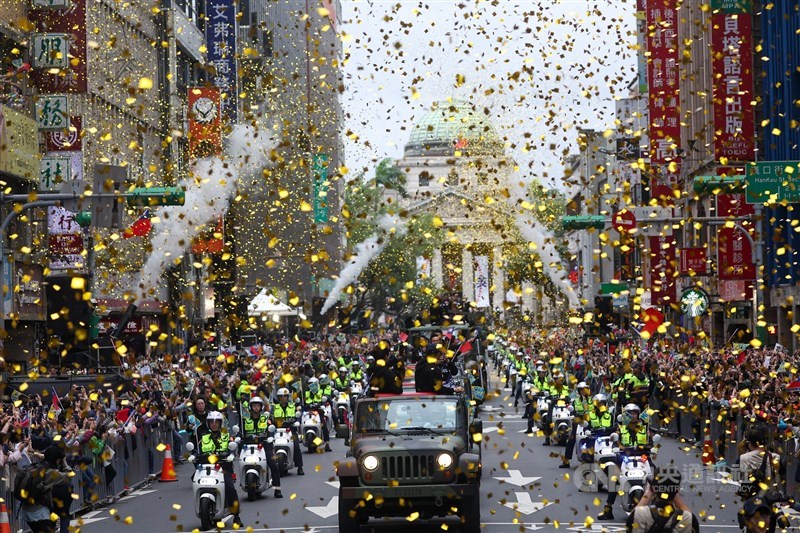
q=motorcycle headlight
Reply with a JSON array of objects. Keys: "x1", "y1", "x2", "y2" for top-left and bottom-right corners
[
  {"x1": 198, "y1": 477, "x2": 217, "y2": 485},
  {"x1": 244, "y1": 455, "x2": 260, "y2": 464},
  {"x1": 436, "y1": 453, "x2": 454, "y2": 469},
  {"x1": 362, "y1": 455, "x2": 379, "y2": 472}
]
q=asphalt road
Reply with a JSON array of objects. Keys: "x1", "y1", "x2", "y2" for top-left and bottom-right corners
[{"x1": 72, "y1": 364, "x2": 792, "y2": 532}]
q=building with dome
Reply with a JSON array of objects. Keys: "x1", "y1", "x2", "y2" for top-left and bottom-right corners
[{"x1": 388, "y1": 100, "x2": 562, "y2": 322}]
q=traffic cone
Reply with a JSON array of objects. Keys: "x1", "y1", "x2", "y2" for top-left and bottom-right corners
[
  {"x1": 0, "y1": 501, "x2": 11, "y2": 533},
  {"x1": 159, "y1": 445, "x2": 178, "y2": 482},
  {"x1": 701, "y1": 428, "x2": 715, "y2": 465}
]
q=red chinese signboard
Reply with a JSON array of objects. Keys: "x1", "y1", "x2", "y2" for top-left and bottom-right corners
[
  {"x1": 680, "y1": 248, "x2": 707, "y2": 275},
  {"x1": 187, "y1": 88, "x2": 222, "y2": 159},
  {"x1": 48, "y1": 233, "x2": 83, "y2": 255},
  {"x1": 647, "y1": 0, "x2": 682, "y2": 203},
  {"x1": 719, "y1": 279, "x2": 751, "y2": 302},
  {"x1": 717, "y1": 226, "x2": 755, "y2": 281},
  {"x1": 29, "y1": 0, "x2": 88, "y2": 94},
  {"x1": 717, "y1": 193, "x2": 755, "y2": 217},
  {"x1": 648, "y1": 235, "x2": 677, "y2": 305},
  {"x1": 45, "y1": 116, "x2": 82, "y2": 152},
  {"x1": 711, "y1": 3, "x2": 755, "y2": 161}
]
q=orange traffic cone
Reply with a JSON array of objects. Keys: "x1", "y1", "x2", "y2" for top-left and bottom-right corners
[
  {"x1": 159, "y1": 445, "x2": 178, "y2": 482},
  {"x1": 701, "y1": 429, "x2": 715, "y2": 465},
  {"x1": 0, "y1": 501, "x2": 11, "y2": 533}
]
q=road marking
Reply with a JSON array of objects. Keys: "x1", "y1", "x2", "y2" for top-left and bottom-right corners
[
  {"x1": 214, "y1": 522, "x2": 743, "y2": 532},
  {"x1": 118, "y1": 489, "x2": 157, "y2": 502},
  {"x1": 324, "y1": 480, "x2": 340, "y2": 489},
  {"x1": 493, "y1": 469, "x2": 542, "y2": 487},
  {"x1": 502, "y1": 491, "x2": 553, "y2": 515},
  {"x1": 71, "y1": 510, "x2": 108, "y2": 527},
  {"x1": 566, "y1": 524, "x2": 627, "y2": 531},
  {"x1": 306, "y1": 496, "x2": 338, "y2": 518},
  {"x1": 483, "y1": 426, "x2": 501, "y2": 434}
]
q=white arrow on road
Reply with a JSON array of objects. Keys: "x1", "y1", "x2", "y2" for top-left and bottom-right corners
[
  {"x1": 71, "y1": 510, "x2": 108, "y2": 527},
  {"x1": 307, "y1": 496, "x2": 339, "y2": 519},
  {"x1": 526, "y1": 525, "x2": 546, "y2": 531},
  {"x1": 493, "y1": 469, "x2": 541, "y2": 487},
  {"x1": 482, "y1": 426, "x2": 501, "y2": 434},
  {"x1": 119, "y1": 488, "x2": 157, "y2": 502},
  {"x1": 325, "y1": 480, "x2": 340, "y2": 489},
  {"x1": 566, "y1": 524, "x2": 627, "y2": 531},
  {"x1": 502, "y1": 492, "x2": 552, "y2": 515}
]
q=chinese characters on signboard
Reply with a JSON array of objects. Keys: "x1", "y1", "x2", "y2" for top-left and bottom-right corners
[
  {"x1": 711, "y1": 1, "x2": 755, "y2": 161},
  {"x1": 205, "y1": 1, "x2": 238, "y2": 123},
  {"x1": 29, "y1": 0, "x2": 88, "y2": 93},
  {"x1": 648, "y1": 235, "x2": 676, "y2": 306},
  {"x1": 647, "y1": 1, "x2": 682, "y2": 202}
]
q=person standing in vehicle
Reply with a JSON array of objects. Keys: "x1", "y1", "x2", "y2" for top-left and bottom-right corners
[
  {"x1": 272, "y1": 388, "x2": 304, "y2": 475},
  {"x1": 197, "y1": 411, "x2": 243, "y2": 527},
  {"x1": 241, "y1": 396, "x2": 282, "y2": 498}
]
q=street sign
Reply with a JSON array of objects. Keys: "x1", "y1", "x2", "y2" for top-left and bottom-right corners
[
  {"x1": 59, "y1": 179, "x2": 91, "y2": 212},
  {"x1": 35, "y1": 95, "x2": 69, "y2": 130},
  {"x1": 32, "y1": 33, "x2": 69, "y2": 69},
  {"x1": 93, "y1": 164, "x2": 127, "y2": 228},
  {"x1": 39, "y1": 156, "x2": 71, "y2": 192},
  {"x1": 612, "y1": 209, "x2": 636, "y2": 233},
  {"x1": 680, "y1": 288, "x2": 710, "y2": 317},
  {"x1": 745, "y1": 161, "x2": 800, "y2": 204}
]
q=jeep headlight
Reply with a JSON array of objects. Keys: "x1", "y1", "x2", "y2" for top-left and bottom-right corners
[
  {"x1": 436, "y1": 453, "x2": 454, "y2": 469},
  {"x1": 362, "y1": 455, "x2": 379, "y2": 472}
]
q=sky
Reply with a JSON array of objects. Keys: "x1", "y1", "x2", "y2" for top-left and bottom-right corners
[{"x1": 338, "y1": 0, "x2": 638, "y2": 190}]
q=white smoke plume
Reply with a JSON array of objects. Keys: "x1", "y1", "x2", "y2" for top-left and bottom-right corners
[
  {"x1": 321, "y1": 213, "x2": 408, "y2": 315},
  {"x1": 136, "y1": 117, "x2": 279, "y2": 301},
  {"x1": 508, "y1": 180, "x2": 581, "y2": 309}
]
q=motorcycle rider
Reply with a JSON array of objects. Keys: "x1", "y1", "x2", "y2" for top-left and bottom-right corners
[
  {"x1": 241, "y1": 396, "x2": 282, "y2": 498},
  {"x1": 318, "y1": 374, "x2": 340, "y2": 429},
  {"x1": 560, "y1": 381, "x2": 592, "y2": 468},
  {"x1": 303, "y1": 377, "x2": 332, "y2": 452},
  {"x1": 272, "y1": 388, "x2": 304, "y2": 475},
  {"x1": 196, "y1": 411, "x2": 243, "y2": 527},
  {"x1": 531, "y1": 369, "x2": 570, "y2": 444},
  {"x1": 514, "y1": 354, "x2": 531, "y2": 408},
  {"x1": 333, "y1": 367, "x2": 351, "y2": 392},
  {"x1": 349, "y1": 354, "x2": 365, "y2": 383},
  {"x1": 598, "y1": 403, "x2": 652, "y2": 521}
]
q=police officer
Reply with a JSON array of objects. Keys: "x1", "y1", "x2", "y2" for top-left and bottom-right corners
[
  {"x1": 538, "y1": 370, "x2": 571, "y2": 445},
  {"x1": 349, "y1": 354, "x2": 365, "y2": 383},
  {"x1": 560, "y1": 381, "x2": 592, "y2": 468},
  {"x1": 598, "y1": 403, "x2": 652, "y2": 521},
  {"x1": 242, "y1": 396, "x2": 282, "y2": 498},
  {"x1": 319, "y1": 374, "x2": 340, "y2": 429},
  {"x1": 303, "y1": 377, "x2": 332, "y2": 451},
  {"x1": 514, "y1": 354, "x2": 532, "y2": 408},
  {"x1": 333, "y1": 367, "x2": 351, "y2": 392},
  {"x1": 272, "y1": 388, "x2": 304, "y2": 475},
  {"x1": 197, "y1": 411, "x2": 243, "y2": 527}
]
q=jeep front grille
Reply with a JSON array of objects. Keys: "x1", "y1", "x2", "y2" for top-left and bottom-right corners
[{"x1": 380, "y1": 454, "x2": 435, "y2": 481}]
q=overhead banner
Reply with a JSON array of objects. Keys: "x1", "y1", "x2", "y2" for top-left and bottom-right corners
[
  {"x1": 646, "y1": 0, "x2": 682, "y2": 202},
  {"x1": 648, "y1": 235, "x2": 676, "y2": 306},
  {"x1": 188, "y1": 88, "x2": 221, "y2": 158},
  {"x1": 205, "y1": 0, "x2": 238, "y2": 123},
  {"x1": 474, "y1": 255, "x2": 490, "y2": 309},
  {"x1": 711, "y1": 0, "x2": 755, "y2": 161}
]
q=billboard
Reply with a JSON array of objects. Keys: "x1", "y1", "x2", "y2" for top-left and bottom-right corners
[
  {"x1": 188, "y1": 87, "x2": 222, "y2": 158},
  {"x1": 205, "y1": 0, "x2": 238, "y2": 123},
  {"x1": 28, "y1": 0, "x2": 87, "y2": 93}
]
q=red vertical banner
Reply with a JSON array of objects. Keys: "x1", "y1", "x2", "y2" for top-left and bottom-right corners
[
  {"x1": 712, "y1": 3, "x2": 755, "y2": 161},
  {"x1": 28, "y1": 0, "x2": 88, "y2": 94},
  {"x1": 649, "y1": 235, "x2": 677, "y2": 306},
  {"x1": 187, "y1": 88, "x2": 222, "y2": 159},
  {"x1": 647, "y1": 0, "x2": 682, "y2": 203}
]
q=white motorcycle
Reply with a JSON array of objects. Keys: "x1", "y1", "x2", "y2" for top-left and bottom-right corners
[
  {"x1": 616, "y1": 434, "x2": 661, "y2": 512},
  {"x1": 301, "y1": 402, "x2": 333, "y2": 453},
  {"x1": 185, "y1": 431, "x2": 239, "y2": 531},
  {"x1": 236, "y1": 430, "x2": 275, "y2": 501},
  {"x1": 551, "y1": 398, "x2": 572, "y2": 446},
  {"x1": 577, "y1": 429, "x2": 619, "y2": 493},
  {"x1": 335, "y1": 390, "x2": 351, "y2": 439},
  {"x1": 273, "y1": 424, "x2": 298, "y2": 475},
  {"x1": 534, "y1": 394, "x2": 552, "y2": 431}
]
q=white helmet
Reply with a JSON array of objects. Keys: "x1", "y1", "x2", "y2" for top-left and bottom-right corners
[
  {"x1": 593, "y1": 394, "x2": 608, "y2": 403},
  {"x1": 624, "y1": 403, "x2": 641, "y2": 414},
  {"x1": 339, "y1": 366, "x2": 348, "y2": 375},
  {"x1": 308, "y1": 377, "x2": 320, "y2": 393},
  {"x1": 249, "y1": 396, "x2": 264, "y2": 407},
  {"x1": 536, "y1": 365, "x2": 546, "y2": 372},
  {"x1": 207, "y1": 411, "x2": 224, "y2": 428},
  {"x1": 277, "y1": 387, "x2": 290, "y2": 398},
  {"x1": 577, "y1": 381, "x2": 589, "y2": 389}
]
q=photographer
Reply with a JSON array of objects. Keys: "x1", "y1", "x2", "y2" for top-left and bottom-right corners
[
  {"x1": 738, "y1": 493, "x2": 790, "y2": 533},
  {"x1": 625, "y1": 467, "x2": 699, "y2": 533}
]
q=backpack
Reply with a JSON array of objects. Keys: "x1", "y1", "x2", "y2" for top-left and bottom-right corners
[{"x1": 13, "y1": 464, "x2": 48, "y2": 506}]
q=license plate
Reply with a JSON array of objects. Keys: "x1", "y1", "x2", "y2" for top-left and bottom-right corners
[{"x1": 395, "y1": 487, "x2": 426, "y2": 498}]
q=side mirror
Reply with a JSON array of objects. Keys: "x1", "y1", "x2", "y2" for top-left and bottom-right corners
[
  {"x1": 268, "y1": 424, "x2": 277, "y2": 433},
  {"x1": 295, "y1": 398, "x2": 302, "y2": 404},
  {"x1": 617, "y1": 414, "x2": 625, "y2": 424},
  {"x1": 228, "y1": 441, "x2": 238, "y2": 452},
  {"x1": 652, "y1": 434, "x2": 662, "y2": 445},
  {"x1": 231, "y1": 425, "x2": 240, "y2": 436},
  {"x1": 470, "y1": 420, "x2": 483, "y2": 435},
  {"x1": 185, "y1": 442, "x2": 195, "y2": 453},
  {"x1": 610, "y1": 432, "x2": 619, "y2": 442}
]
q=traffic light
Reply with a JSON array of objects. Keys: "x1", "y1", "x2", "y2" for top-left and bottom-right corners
[
  {"x1": 692, "y1": 176, "x2": 744, "y2": 195},
  {"x1": 561, "y1": 215, "x2": 606, "y2": 230},
  {"x1": 126, "y1": 187, "x2": 185, "y2": 207},
  {"x1": 74, "y1": 211, "x2": 92, "y2": 228}
]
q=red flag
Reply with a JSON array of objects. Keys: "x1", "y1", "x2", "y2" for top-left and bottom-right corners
[
  {"x1": 51, "y1": 387, "x2": 62, "y2": 411},
  {"x1": 398, "y1": 332, "x2": 408, "y2": 343},
  {"x1": 123, "y1": 209, "x2": 152, "y2": 239},
  {"x1": 458, "y1": 340, "x2": 473, "y2": 354},
  {"x1": 737, "y1": 351, "x2": 747, "y2": 365}
]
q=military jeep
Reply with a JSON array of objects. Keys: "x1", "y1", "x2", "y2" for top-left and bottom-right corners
[{"x1": 336, "y1": 392, "x2": 482, "y2": 532}]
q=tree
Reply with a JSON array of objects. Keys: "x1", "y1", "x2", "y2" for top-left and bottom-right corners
[{"x1": 374, "y1": 158, "x2": 407, "y2": 197}]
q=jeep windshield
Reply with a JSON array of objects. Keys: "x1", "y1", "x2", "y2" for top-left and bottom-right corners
[{"x1": 354, "y1": 397, "x2": 462, "y2": 434}]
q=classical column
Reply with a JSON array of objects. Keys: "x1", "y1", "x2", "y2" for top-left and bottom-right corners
[
  {"x1": 432, "y1": 248, "x2": 443, "y2": 289},
  {"x1": 462, "y1": 247, "x2": 474, "y2": 303},
  {"x1": 492, "y1": 246, "x2": 504, "y2": 312}
]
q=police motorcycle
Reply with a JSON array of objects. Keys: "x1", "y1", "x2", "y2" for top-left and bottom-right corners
[
  {"x1": 185, "y1": 413, "x2": 240, "y2": 531},
  {"x1": 577, "y1": 395, "x2": 618, "y2": 493},
  {"x1": 551, "y1": 396, "x2": 573, "y2": 446},
  {"x1": 334, "y1": 371, "x2": 352, "y2": 439},
  {"x1": 300, "y1": 377, "x2": 334, "y2": 453},
  {"x1": 608, "y1": 404, "x2": 660, "y2": 511},
  {"x1": 236, "y1": 397, "x2": 274, "y2": 501},
  {"x1": 272, "y1": 388, "x2": 300, "y2": 475}
]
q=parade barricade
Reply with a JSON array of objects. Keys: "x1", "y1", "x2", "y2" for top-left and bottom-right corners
[{"x1": 0, "y1": 422, "x2": 172, "y2": 532}]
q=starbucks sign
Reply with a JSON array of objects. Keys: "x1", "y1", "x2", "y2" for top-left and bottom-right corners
[{"x1": 680, "y1": 288, "x2": 710, "y2": 317}]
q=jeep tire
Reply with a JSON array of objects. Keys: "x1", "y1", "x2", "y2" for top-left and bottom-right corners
[
  {"x1": 338, "y1": 494, "x2": 361, "y2": 533},
  {"x1": 461, "y1": 494, "x2": 481, "y2": 533}
]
